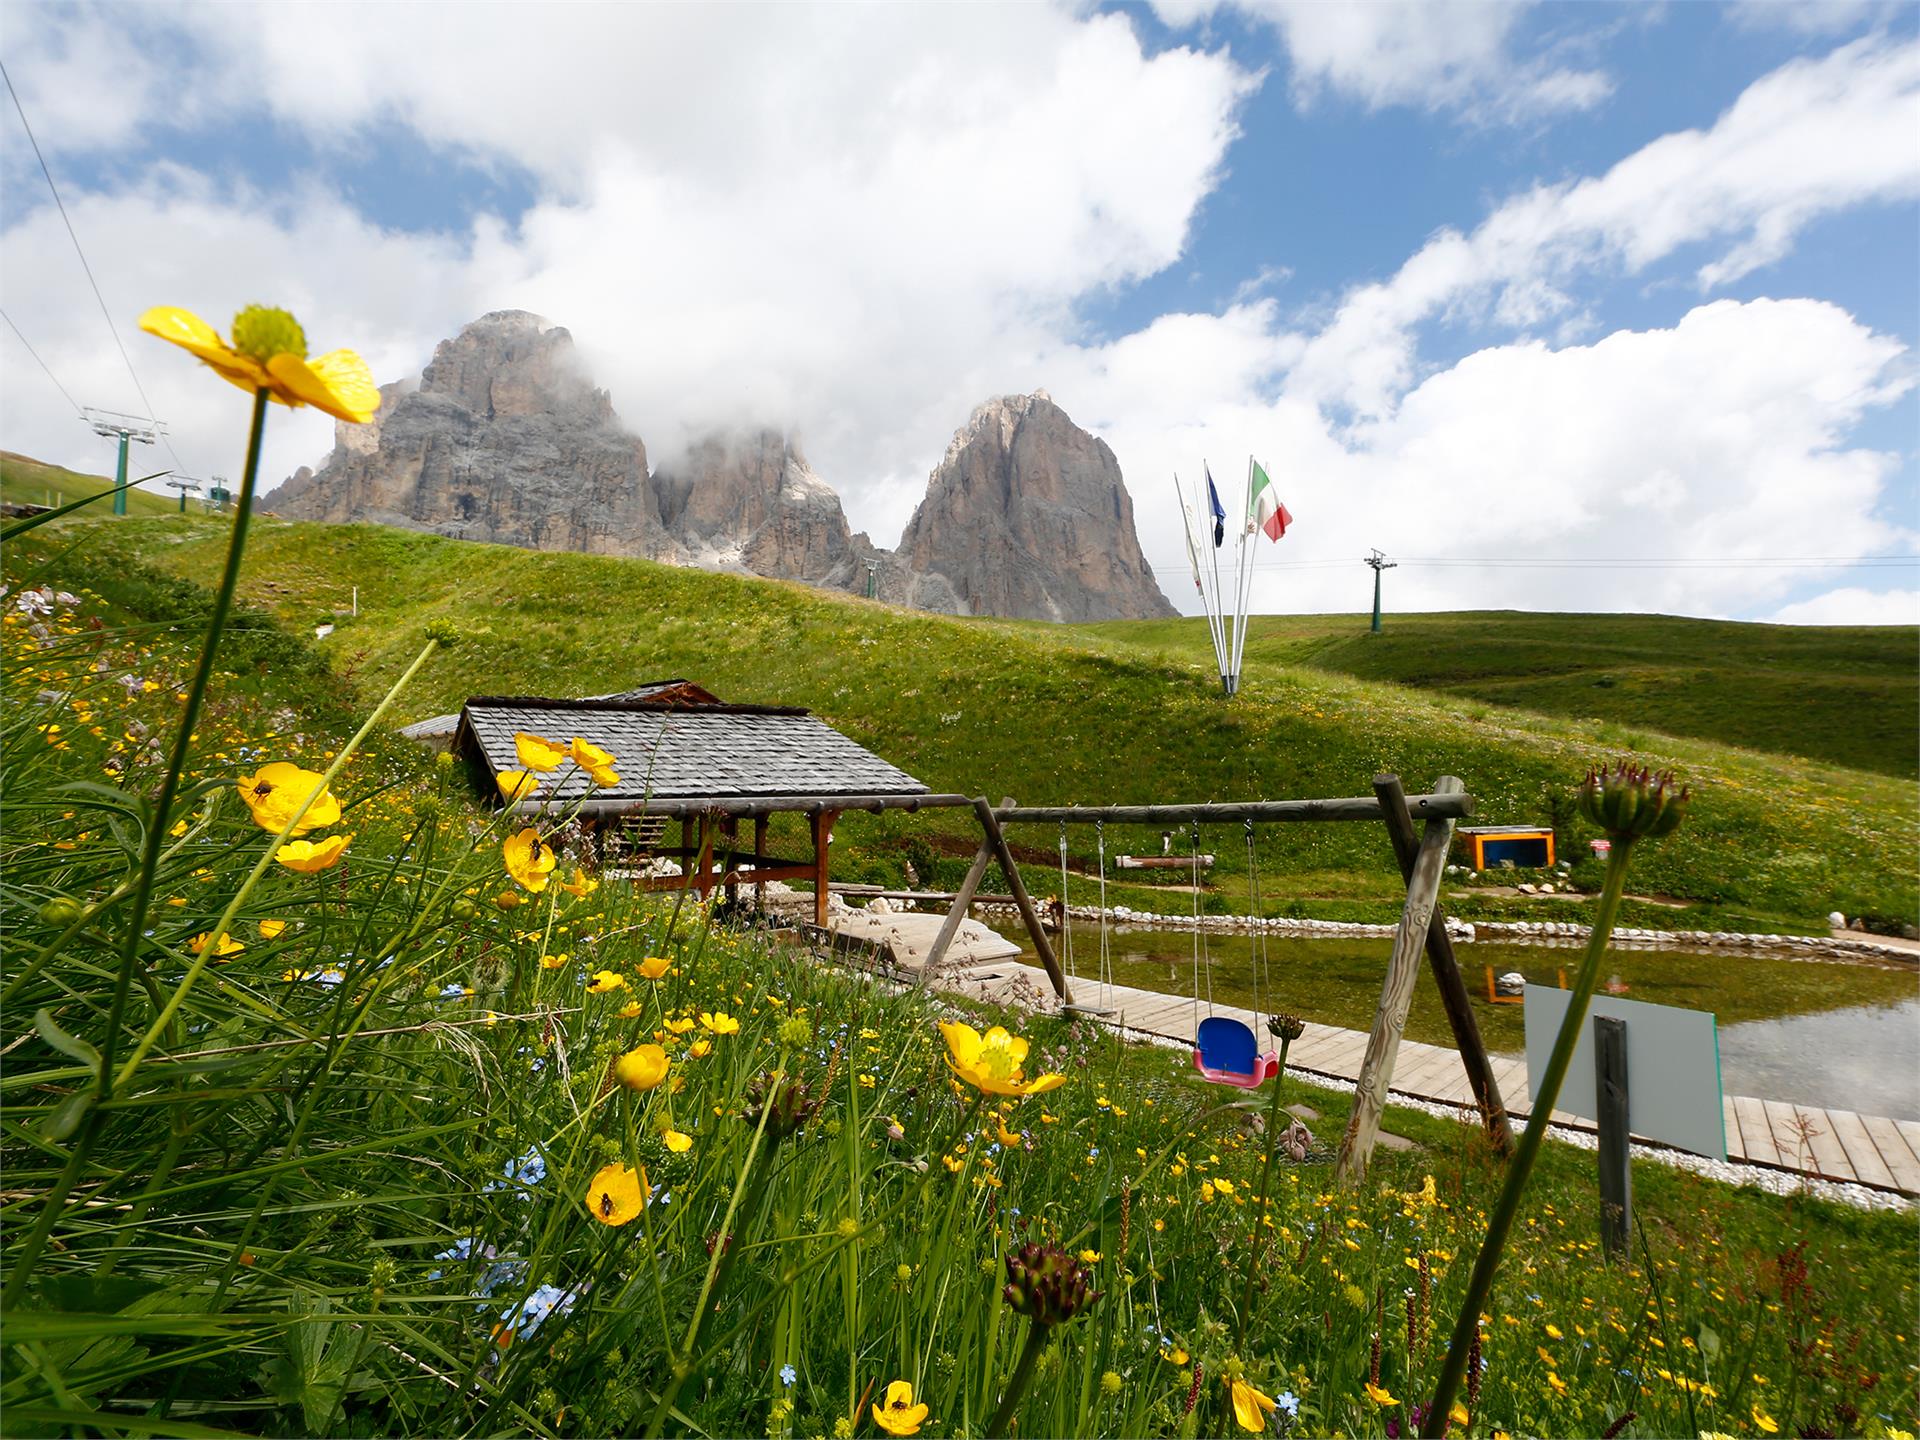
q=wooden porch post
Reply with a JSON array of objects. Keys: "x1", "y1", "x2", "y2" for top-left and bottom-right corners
[
  {"x1": 1335, "y1": 776, "x2": 1462, "y2": 1187},
  {"x1": 811, "y1": 810, "x2": 839, "y2": 929},
  {"x1": 1373, "y1": 774, "x2": 1512, "y2": 1153},
  {"x1": 695, "y1": 812, "x2": 716, "y2": 902},
  {"x1": 754, "y1": 814, "x2": 770, "y2": 909},
  {"x1": 721, "y1": 815, "x2": 740, "y2": 905}
]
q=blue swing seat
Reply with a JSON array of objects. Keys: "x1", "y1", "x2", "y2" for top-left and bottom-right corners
[{"x1": 1191, "y1": 1016, "x2": 1280, "y2": 1089}]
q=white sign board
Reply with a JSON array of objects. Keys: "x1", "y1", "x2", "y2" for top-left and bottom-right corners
[{"x1": 1524, "y1": 986, "x2": 1724, "y2": 1160}]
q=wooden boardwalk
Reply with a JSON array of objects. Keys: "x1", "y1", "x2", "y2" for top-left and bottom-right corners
[{"x1": 931, "y1": 961, "x2": 1920, "y2": 1197}]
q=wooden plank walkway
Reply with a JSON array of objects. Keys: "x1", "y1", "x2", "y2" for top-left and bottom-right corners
[{"x1": 932, "y1": 961, "x2": 1919, "y2": 1197}]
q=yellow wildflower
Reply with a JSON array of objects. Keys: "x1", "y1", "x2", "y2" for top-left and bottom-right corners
[
  {"x1": 584, "y1": 1162, "x2": 644, "y2": 1227},
  {"x1": 1752, "y1": 1405, "x2": 1779, "y2": 1435},
  {"x1": 275, "y1": 833, "x2": 352, "y2": 872},
  {"x1": 664, "y1": 1129, "x2": 692, "y2": 1153},
  {"x1": 514, "y1": 733, "x2": 567, "y2": 772},
  {"x1": 614, "y1": 1044, "x2": 669, "y2": 1091},
  {"x1": 497, "y1": 770, "x2": 539, "y2": 803},
  {"x1": 503, "y1": 828, "x2": 557, "y2": 892},
  {"x1": 258, "y1": 919, "x2": 288, "y2": 939},
  {"x1": 699, "y1": 1011, "x2": 740, "y2": 1035},
  {"x1": 637, "y1": 955, "x2": 671, "y2": 980},
  {"x1": 190, "y1": 931, "x2": 244, "y2": 957},
  {"x1": 688, "y1": 1038, "x2": 712, "y2": 1059},
  {"x1": 1365, "y1": 1382, "x2": 1398, "y2": 1406},
  {"x1": 236, "y1": 762, "x2": 341, "y2": 836},
  {"x1": 871, "y1": 1380, "x2": 928, "y2": 1437},
  {"x1": 140, "y1": 304, "x2": 379, "y2": 422},
  {"x1": 1229, "y1": 1379, "x2": 1278, "y2": 1433},
  {"x1": 938, "y1": 1021, "x2": 1067, "y2": 1097},
  {"x1": 587, "y1": 970, "x2": 628, "y2": 994},
  {"x1": 558, "y1": 869, "x2": 598, "y2": 899},
  {"x1": 538, "y1": 952, "x2": 569, "y2": 970}
]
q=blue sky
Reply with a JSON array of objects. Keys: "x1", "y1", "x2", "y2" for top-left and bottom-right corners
[{"x1": 2, "y1": 0, "x2": 1915, "y2": 623}]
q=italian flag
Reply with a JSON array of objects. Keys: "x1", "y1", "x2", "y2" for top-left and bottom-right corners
[{"x1": 1248, "y1": 460, "x2": 1292, "y2": 541}]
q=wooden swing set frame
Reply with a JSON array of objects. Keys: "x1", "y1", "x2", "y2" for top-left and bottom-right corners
[{"x1": 921, "y1": 774, "x2": 1514, "y2": 1183}]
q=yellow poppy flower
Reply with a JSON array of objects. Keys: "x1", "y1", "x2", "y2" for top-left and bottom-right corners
[
  {"x1": 275, "y1": 833, "x2": 353, "y2": 873},
  {"x1": 1229, "y1": 1379, "x2": 1277, "y2": 1433},
  {"x1": 503, "y1": 828, "x2": 557, "y2": 892},
  {"x1": 871, "y1": 1380, "x2": 928, "y2": 1437},
  {"x1": 497, "y1": 770, "x2": 539, "y2": 803},
  {"x1": 570, "y1": 736, "x2": 615, "y2": 770},
  {"x1": 514, "y1": 732, "x2": 567, "y2": 773},
  {"x1": 587, "y1": 970, "x2": 628, "y2": 994},
  {"x1": 939, "y1": 1021, "x2": 1067, "y2": 1097},
  {"x1": 139, "y1": 305, "x2": 379, "y2": 423},
  {"x1": 585, "y1": 1162, "x2": 644, "y2": 1226},
  {"x1": 237, "y1": 762, "x2": 341, "y2": 836},
  {"x1": 699, "y1": 1011, "x2": 739, "y2": 1035},
  {"x1": 637, "y1": 955, "x2": 671, "y2": 980},
  {"x1": 1365, "y1": 1382, "x2": 1398, "y2": 1406},
  {"x1": 664, "y1": 1129, "x2": 693, "y2": 1153},
  {"x1": 258, "y1": 919, "x2": 288, "y2": 939},
  {"x1": 190, "y1": 931, "x2": 244, "y2": 956},
  {"x1": 615, "y1": 1043, "x2": 669, "y2": 1091}
]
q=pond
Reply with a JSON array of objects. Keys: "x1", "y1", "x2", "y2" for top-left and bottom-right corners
[{"x1": 1020, "y1": 926, "x2": 1920, "y2": 1119}]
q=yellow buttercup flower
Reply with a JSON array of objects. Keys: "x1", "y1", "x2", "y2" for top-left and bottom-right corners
[
  {"x1": 570, "y1": 736, "x2": 615, "y2": 770},
  {"x1": 1365, "y1": 1382, "x2": 1398, "y2": 1406},
  {"x1": 664, "y1": 1129, "x2": 693, "y2": 1153},
  {"x1": 497, "y1": 770, "x2": 539, "y2": 803},
  {"x1": 190, "y1": 931, "x2": 244, "y2": 957},
  {"x1": 637, "y1": 955, "x2": 671, "y2": 980},
  {"x1": 664, "y1": 1016, "x2": 696, "y2": 1035},
  {"x1": 557, "y1": 869, "x2": 598, "y2": 899},
  {"x1": 538, "y1": 952, "x2": 569, "y2": 970},
  {"x1": 585, "y1": 1162, "x2": 644, "y2": 1227},
  {"x1": 503, "y1": 828, "x2": 557, "y2": 892},
  {"x1": 514, "y1": 732, "x2": 567, "y2": 773},
  {"x1": 587, "y1": 970, "x2": 628, "y2": 994},
  {"x1": 237, "y1": 762, "x2": 341, "y2": 836},
  {"x1": 257, "y1": 919, "x2": 288, "y2": 939},
  {"x1": 699, "y1": 1011, "x2": 739, "y2": 1035},
  {"x1": 618, "y1": 1000, "x2": 644, "y2": 1019},
  {"x1": 139, "y1": 305, "x2": 379, "y2": 423},
  {"x1": 687, "y1": 1038, "x2": 712, "y2": 1059},
  {"x1": 494, "y1": 890, "x2": 526, "y2": 910},
  {"x1": 585, "y1": 761, "x2": 621, "y2": 787},
  {"x1": 1752, "y1": 1405, "x2": 1779, "y2": 1435},
  {"x1": 615, "y1": 1044, "x2": 669, "y2": 1091},
  {"x1": 1228, "y1": 1379, "x2": 1277, "y2": 1433},
  {"x1": 871, "y1": 1380, "x2": 928, "y2": 1437},
  {"x1": 938, "y1": 1021, "x2": 1067, "y2": 1097},
  {"x1": 1450, "y1": 1401, "x2": 1470, "y2": 1427},
  {"x1": 276, "y1": 833, "x2": 352, "y2": 873}
]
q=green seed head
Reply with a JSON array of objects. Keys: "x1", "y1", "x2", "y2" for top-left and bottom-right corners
[
  {"x1": 1579, "y1": 761, "x2": 1691, "y2": 841},
  {"x1": 777, "y1": 1015, "x2": 813, "y2": 1048},
  {"x1": 229, "y1": 305, "x2": 307, "y2": 363},
  {"x1": 38, "y1": 896, "x2": 85, "y2": 928}
]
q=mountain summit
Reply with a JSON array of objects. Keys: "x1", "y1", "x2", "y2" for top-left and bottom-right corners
[{"x1": 268, "y1": 314, "x2": 1172, "y2": 620}]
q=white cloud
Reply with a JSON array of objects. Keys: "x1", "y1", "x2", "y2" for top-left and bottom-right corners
[
  {"x1": 1288, "y1": 34, "x2": 1920, "y2": 417},
  {"x1": 1152, "y1": 0, "x2": 1612, "y2": 123},
  {"x1": 1058, "y1": 297, "x2": 1914, "y2": 620},
  {"x1": 1768, "y1": 587, "x2": 1920, "y2": 624}
]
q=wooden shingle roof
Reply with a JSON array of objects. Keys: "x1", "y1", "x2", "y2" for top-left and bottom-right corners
[{"x1": 455, "y1": 695, "x2": 928, "y2": 811}]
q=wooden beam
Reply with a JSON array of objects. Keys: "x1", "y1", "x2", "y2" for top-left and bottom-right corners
[
  {"x1": 1373, "y1": 773, "x2": 1512, "y2": 1153},
  {"x1": 974, "y1": 796, "x2": 1073, "y2": 1004},
  {"x1": 919, "y1": 838, "x2": 997, "y2": 988},
  {"x1": 811, "y1": 810, "x2": 839, "y2": 929},
  {"x1": 1336, "y1": 776, "x2": 1461, "y2": 1187},
  {"x1": 995, "y1": 793, "x2": 1474, "y2": 827}
]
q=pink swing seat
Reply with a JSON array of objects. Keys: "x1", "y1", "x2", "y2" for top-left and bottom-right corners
[{"x1": 1191, "y1": 1016, "x2": 1280, "y2": 1088}]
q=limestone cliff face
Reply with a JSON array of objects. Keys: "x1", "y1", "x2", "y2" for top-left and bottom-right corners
[
  {"x1": 651, "y1": 430, "x2": 856, "y2": 583},
  {"x1": 271, "y1": 312, "x2": 672, "y2": 556},
  {"x1": 891, "y1": 391, "x2": 1175, "y2": 621}
]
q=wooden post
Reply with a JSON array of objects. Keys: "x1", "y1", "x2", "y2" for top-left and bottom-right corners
[
  {"x1": 1595, "y1": 1016, "x2": 1631, "y2": 1259},
  {"x1": 1373, "y1": 774, "x2": 1512, "y2": 1154},
  {"x1": 753, "y1": 814, "x2": 769, "y2": 910},
  {"x1": 721, "y1": 815, "x2": 740, "y2": 904},
  {"x1": 919, "y1": 838, "x2": 996, "y2": 987},
  {"x1": 1335, "y1": 775, "x2": 1461, "y2": 1187},
  {"x1": 695, "y1": 813, "x2": 716, "y2": 902},
  {"x1": 811, "y1": 810, "x2": 838, "y2": 929},
  {"x1": 974, "y1": 797, "x2": 1074, "y2": 1004}
]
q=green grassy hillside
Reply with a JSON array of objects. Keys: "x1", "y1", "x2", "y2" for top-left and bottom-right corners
[
  {"x1": 1082, "y1": 611, "x2": 1919, "y2": 780},
  {"x1": 42, "y1": 514, "x2": 1917, "y2": 933},
  {"x1": 0, "y1": 449, "x2": 176, "y2": 517}
]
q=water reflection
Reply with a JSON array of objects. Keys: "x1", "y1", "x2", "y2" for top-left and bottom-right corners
[{"x1": 1715, "y1": 997, "x2": 1920, "y2": 1120}]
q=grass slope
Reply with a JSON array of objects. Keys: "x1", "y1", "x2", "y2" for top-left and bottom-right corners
[
  {"x1": 1082, "y1": 611, "x2": 1919, "y2": 780},
  {"x1": 0, "y1": 449, "x2": 177, "y2": 518},
  {"x1": 56, "y1": 515, "x2": 1918, "y2": 933}
]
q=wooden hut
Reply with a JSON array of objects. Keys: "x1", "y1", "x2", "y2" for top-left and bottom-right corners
[{"x1": 450, "y1": 691, "x2": 960, "y2": 925}]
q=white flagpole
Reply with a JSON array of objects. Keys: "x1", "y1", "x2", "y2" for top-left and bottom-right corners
[
  {"x1": 1231, "y1": 454, "x2": 1257, "y2": 686},
  {"x1": 1205, "y1": 467, "x2": 1232, "y2": 693},
  {"x1": 1174, "y1": 472, "x2": 1228, "y2": 682},
  {"x1": 1195, "y1": 472, "x2": 1230, "y2": 684}
]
